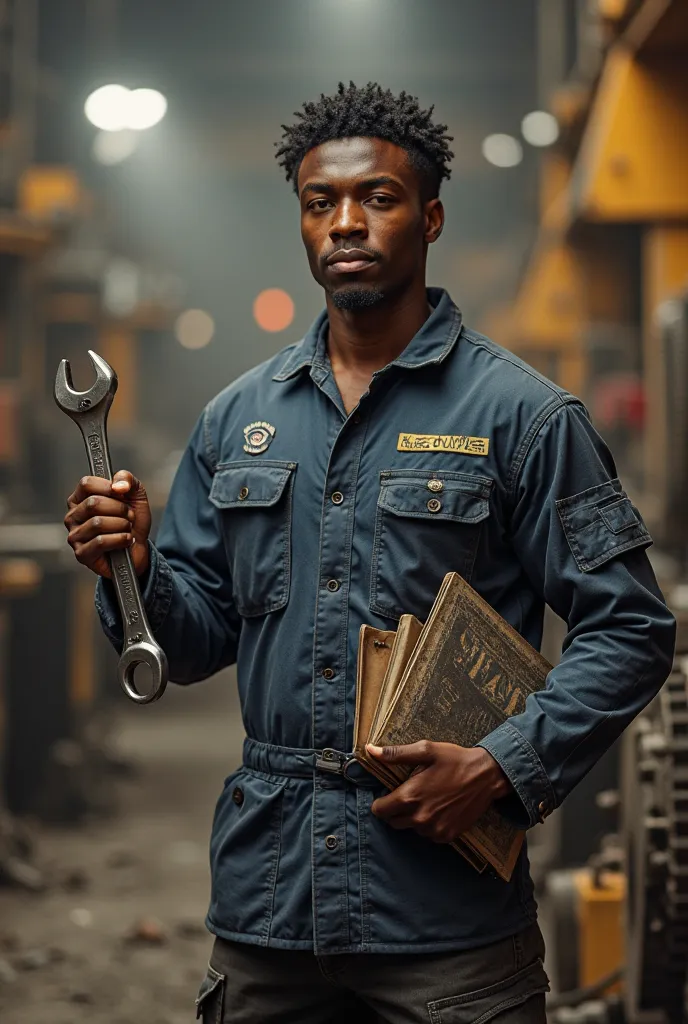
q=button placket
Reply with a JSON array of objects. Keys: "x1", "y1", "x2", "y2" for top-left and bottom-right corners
[{"x1": 309, "y1": 406, "x2": 367, "y2": 955}]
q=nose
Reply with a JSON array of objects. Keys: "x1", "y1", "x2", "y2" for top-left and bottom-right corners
[{"x1": 328, "y1": 197, "x2": 368, "y2": 243}]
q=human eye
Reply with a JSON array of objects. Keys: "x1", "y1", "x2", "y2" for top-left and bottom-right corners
[
  {"x1": 308, "y1": 198, "x2": 334, "y2": 212},
  {"x1": 367, "y1": 194, "x2": 395, "y2": 206}
]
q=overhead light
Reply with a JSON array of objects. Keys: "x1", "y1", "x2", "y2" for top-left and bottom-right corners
[
  {"x1": 175, "y1": 309, "x2": 215, "y2": 350},
  {"x1": 85, "y1": 84, "x2": 132, "y2": 132},
  {"x1": 127, "y1": 89, "x2": 168, "y2": 131},
  {"x1": 84, "y1": 84, "x2": 167, "y2": 132},
  {"x1": 521, "y1": 111, "x2": 559, "y2": 147},
  {"x1": 481, "y1": 134, "x2": 523, "y2": 168},
  {"x1": 92, "y1": 129, "x2": 138, "y2": 165}
]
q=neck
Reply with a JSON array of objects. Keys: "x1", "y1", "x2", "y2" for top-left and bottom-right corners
[{"x1": 325, "y1": 279, "x2": 432, "y2": 375}]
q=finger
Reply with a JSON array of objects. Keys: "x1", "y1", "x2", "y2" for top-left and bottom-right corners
[
  {"x1": 66, "y1": 495, "x2": 136, "y2": 528},
  {"x1": 371, "y1": 788, "x2": 419, "y2": 820},
  {"x1": 69, "y1": 516, "x2": 132, "y2": 546},
  {"x1": 366, "y1": 740, "x2": 436, "y2": 767},
  {"x1": 73, "y1": 533, "x2": 136, "y2": 563},
  {"x1": 67, "y1": 475, "x2": 114, "y2": 508},
  {"x1": 112, "y1": 470, "x2": 142, "y2": 495}
]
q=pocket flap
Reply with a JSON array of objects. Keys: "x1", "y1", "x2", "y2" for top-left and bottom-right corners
[
  {"x1": 556, "y1": 479, "x2": 651, "y2": 572},
  {"x1": 378, "y1": 470, "x2": 491, "y2": 524},
  {"x1": 599, "y1": 497, "x2": 639, "y2": 534},
  {"x1": 195, "y1": 964, "x2": 225, "y2": 1020},
  {"x1": 427, "y1": 958, "x2": 549, "y2": 1023},
  {"x1": 210, "y1": 461, "x2": 296, "y2": 509}
]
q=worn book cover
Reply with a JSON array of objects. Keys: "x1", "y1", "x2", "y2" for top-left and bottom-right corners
[
  {"x1": 361, "y1": 572, "x2": 551, "y2": 881},
  {"x1": 355, "y1": 616, "x2": 488, "y2": 875}
]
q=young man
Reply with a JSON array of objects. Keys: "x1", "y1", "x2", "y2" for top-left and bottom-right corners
[{"x1": 64, "y1": 83, "x2": 675, "y2": 1022}]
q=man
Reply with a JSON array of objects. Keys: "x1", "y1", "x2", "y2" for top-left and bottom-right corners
[{"x1": 64, "y1": 83, "x2": 675, "y2": 1022}]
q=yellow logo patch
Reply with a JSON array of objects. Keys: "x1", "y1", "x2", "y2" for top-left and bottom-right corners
[{"x1": 397, "y1": 433, "x2": 490, "y2": 456}]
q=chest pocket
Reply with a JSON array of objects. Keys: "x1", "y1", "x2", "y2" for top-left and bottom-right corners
[
  {"x1": 370, "y1": 469, "x2": 492, "y2": 621},
  {"x1": 209, "y1": 460, "x2": 297, "y2": 617}
]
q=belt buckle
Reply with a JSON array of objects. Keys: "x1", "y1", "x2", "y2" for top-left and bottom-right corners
[{"x1": 315, "y1": 747, "x2": 357, "y2": 778}]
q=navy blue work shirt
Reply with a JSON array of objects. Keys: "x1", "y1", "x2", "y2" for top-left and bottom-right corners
[{"x1": 96, "y1": 288, "x2": 675, "y2": 955}]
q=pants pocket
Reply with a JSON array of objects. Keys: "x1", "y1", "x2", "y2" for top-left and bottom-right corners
[
  {"x1": 196, "y1": 964, "x2": 226, "y2": 1022},
  {"x1": 427, "y1": 957, "x2": 549, "y2": 1024}
]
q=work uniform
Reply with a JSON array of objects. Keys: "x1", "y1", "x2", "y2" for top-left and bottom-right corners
[{"x1": 96, "y1": 288, "x2": 675, "y2": 1022}]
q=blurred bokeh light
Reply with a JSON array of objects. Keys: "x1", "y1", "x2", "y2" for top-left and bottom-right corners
[
  {"x1": 175, "y1": 309, "x2": 216, "y2": 349},
  {"x1": 481, "y1": 133, "x2": 523, "y2": 168},
  {"x1": 253, "y1": 289, "x2": 295, "y2": 333}
]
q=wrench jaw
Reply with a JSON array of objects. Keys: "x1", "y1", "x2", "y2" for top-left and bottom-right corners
[
  {"x1": 118, "y1": 641, "x2": 169, "y2": 705},
  {"x1": 54, "y1": 350, "x2": 117, "y2": 419}
]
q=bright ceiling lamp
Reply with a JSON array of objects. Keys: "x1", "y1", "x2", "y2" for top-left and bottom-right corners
[
  {"x1": 127, "y1": 89, "x2": 168, "y2": 130},
  {"x1": 85, "y1": 85, "x2": 167, "y2": 132},
  {"x1": 85, "y1": 84, "x2": 131, "y2": 132}
]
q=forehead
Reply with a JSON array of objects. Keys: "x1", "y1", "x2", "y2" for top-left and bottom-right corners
[{"x1": 297, "y1": 136, "x2": 415, "y2": 192}]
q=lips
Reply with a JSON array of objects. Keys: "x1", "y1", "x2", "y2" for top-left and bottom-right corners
[{"x1": 326, "y1": 249, "x2": 377, "y2": 274}]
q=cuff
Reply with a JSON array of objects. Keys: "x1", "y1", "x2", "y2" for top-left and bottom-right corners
[
  {"x1": 94, "y1": 542, "x2": 175, "y2": 643},
  {"x1": 478, "y1": 720, "x2": 556, "y2": 829}
]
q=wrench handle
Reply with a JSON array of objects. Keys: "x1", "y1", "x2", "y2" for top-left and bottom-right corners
[{"x1": 75, "y1": 417, "x2": 168, "y2": 704}]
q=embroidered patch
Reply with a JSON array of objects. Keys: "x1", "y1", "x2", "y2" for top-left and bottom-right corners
[
  {"x1": 397, "y1": 433, "x2": 490, "y2": 456},
  {"x1": 243, "y1": 421, "x2": 276, "y2": 455}
]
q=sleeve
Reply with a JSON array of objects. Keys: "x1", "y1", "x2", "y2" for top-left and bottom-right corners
[
  {"x1": 478, "y1": 400, "x2": 676, "y2": 828},
  {"x1": 95, "y1": 402, "x2": 241, "y2": 684}
]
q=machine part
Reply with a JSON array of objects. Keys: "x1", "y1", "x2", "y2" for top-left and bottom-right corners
[
  {"x1": 622, "y1": 664, "x2": 688, "y2": 1023},
  {"x1": 659, "y1": 296, "x2": 688, "y2": 566},
  {"x1": 543, "y1": 868, "x2": 625, "y2": 1001},
  {"x1": 54, "y1": 349, "x2": 167, "y2": 705}
]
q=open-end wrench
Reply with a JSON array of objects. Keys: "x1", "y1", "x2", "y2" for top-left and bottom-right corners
[{"x1": 54, "y1": 350, "x2": 168, "y2": 705}]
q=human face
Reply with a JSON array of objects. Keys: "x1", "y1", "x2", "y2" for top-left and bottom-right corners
[{"x1": 298, "y1": 137, "x2": 443, "y2": 310}]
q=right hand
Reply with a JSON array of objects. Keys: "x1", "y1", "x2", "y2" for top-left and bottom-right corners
[{"x1": 64, "y1": 470, "x2": 152, "y2": 579}]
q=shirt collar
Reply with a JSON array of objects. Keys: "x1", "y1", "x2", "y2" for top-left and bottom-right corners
[{"x1": 271, "y1": 287, "x2": 463, "y2": 383}]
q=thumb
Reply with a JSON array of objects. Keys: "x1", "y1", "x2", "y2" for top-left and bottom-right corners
[
  {"x1": 112, "y1": 470, "x2": 144, "y2": 496},
  {"x1": 366, "y1": 740, "x2": 436, "y2": 766}
]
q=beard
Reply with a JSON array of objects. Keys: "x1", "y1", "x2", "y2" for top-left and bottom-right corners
[{"x1": 329, "y1": 284, "x2": 385, "y2": 310}]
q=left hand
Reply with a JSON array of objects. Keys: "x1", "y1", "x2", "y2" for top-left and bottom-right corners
[{"x1": 367, "y1": 741, "x2": 512, "y2": 844}]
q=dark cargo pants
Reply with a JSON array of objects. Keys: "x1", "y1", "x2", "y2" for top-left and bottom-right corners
[{"x1": 195, "y1": 921, "x2": 548, "y2": 1023}]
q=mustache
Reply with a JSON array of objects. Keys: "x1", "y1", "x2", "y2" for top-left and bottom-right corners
[{"x1": 320, "y1": 243, "x2": 383, "y2": 267}]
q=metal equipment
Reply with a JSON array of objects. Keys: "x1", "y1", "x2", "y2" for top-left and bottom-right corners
[
  {"x1": 54, "y1": 350, "x2": 168, "y2": 704},
  {"x1": 621, "y1": 662, "x2": 688, "y2": 1023}
]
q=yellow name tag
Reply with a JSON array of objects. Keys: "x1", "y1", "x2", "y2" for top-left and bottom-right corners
[{"x1": 397, "y1": 433, "x2": 490, "y2": 456}]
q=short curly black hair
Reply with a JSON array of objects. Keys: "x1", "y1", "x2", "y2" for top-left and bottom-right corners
[{"x1": 275, "y1": 82, "x2": 454, "y2": 200}]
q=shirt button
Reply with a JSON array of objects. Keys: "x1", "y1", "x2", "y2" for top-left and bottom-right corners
[
  {"x1": 325, "y1": 835, "x2": 339, "y2": 851},
  {"x1": 331, "y1": 491, "x2": 344, "y2": 505},
  {"x1": 322, "y1": 667, "x2": 335, "y2": 680},
  {"x1": 427, "y1": 498, "x2": 442, "y2": 513},
  {"x1": 238, "y1": 486, "x2": 249, "y2": 500},
  {"x1": 538, "y1": 801, "x2": 548, "y2": 820},
  {"x1": 353, "y1": 413, "x2": 361, "y2": 424},
  {"x1": 326, "y1": 579, "x2": 341, "y2": 592},
  {"x1": 232, "y1": 787, "x2": 244, "y2": 807},
  {"x1": 427, "y1": 479, "x2": 443, "y2": 493}
]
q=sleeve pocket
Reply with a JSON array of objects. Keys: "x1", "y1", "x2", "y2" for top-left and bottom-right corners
[{"x1": 556, "y1": 479, "x2": 652, "y2": 573}]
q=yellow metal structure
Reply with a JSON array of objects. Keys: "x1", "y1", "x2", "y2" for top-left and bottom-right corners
[
  {"x1": 574, "y1": 869, "x2": 626, "y2": 991},
  {"x1": 574, "y1": 48, "x2": 688, "y2": 223},
  {"x1": 487, "y1": 0, "x2": 688, "y2": 514}
]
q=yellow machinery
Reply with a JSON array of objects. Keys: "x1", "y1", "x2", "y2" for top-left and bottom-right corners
[{"x1": 483, "y1": 2, "x2": 688, "y2": 1021}]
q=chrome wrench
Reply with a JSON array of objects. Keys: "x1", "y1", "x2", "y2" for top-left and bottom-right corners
[{"x1": 54, "y1": 349, "x2": 168, "y2": 704}]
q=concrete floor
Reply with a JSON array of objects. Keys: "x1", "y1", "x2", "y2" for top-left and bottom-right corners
[{"x1": 0, "y1": 669, "x2": 243, "y2": 1024}]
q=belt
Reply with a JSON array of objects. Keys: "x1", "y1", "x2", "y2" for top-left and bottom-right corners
[{"x1": 242, "y1": 738, "x2": 380, "y2": 788}]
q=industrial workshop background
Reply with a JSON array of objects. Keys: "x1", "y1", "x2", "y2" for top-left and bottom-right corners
[{"x1": 0, "y1": 1, "x2": 687, "y2": 1022}]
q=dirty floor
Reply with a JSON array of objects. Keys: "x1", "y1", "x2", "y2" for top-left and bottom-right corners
[{"x1": 0, "y1": 671, "x2": 243, "y2": 1024}]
